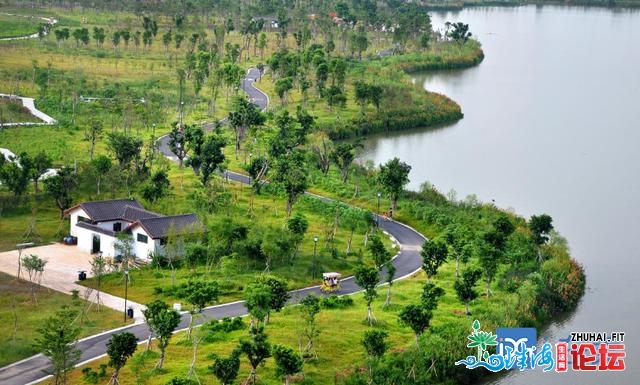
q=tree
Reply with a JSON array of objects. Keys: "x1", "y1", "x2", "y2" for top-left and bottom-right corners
[
  {"x1": 182, "y1": 279, "x2": 219, "y2": 340},
  {"x1": 106, "y1": 332, "x2": 138, "y2": 385},
  {"x1": 377, "y1": 157, "x2": 411, "y2": 211},
  {"x1": 239, "y1": 326, "x2": 271, "y2": 384},
  {"x1": 398, "y1": 304, "x2": 433, "y2": 343},
  {"x1": 54, "y1": 28, "x2": 69, "y2": 47},
  {"x1": 228, "y1": 97, "x2": 265, "y2": 154},
  {"x1": 443, "y1": 224, "x2": 473, "y2": 278},
  {"x1": 361, "y1": 329, "x2": 388, "y2": 375},
  {"x1": 199, "y1": 134, "x2": 226, "y2": 185},
  {"x1": 22, "y1": 254, "x2": 47, "y2": 305},
  {"x1": 141, "y1": 170, "x2": 170, "y2": 203},
  {"x1": 168, "y1": 124, "x2": 187, "y2": 167},
  {"x1": 151, "y1": 307, "x2": 181, "y2": 369},
  {"x1": 331, "y1": 142, "x2": 360, "y2": 183},
  {"x1": 90, "y1": 253, "x2": 107, "y2": 312},
  {"x1": 184, "y1": 125, "x2": 205, "y2": 176},
  {"x1": 35, "y1": 306, "x2": 81, "y2": 385},
  {"x1": 272, "y1": 345, "x2": 303, "y2": 385},
  {"x1": 244, "y1": 282, "x2": 272, "y2": 326},
  {"x1": 420, "y1": 282, "x2": 445, "y2": 312},
  {"x1": 255, "y1": 275, "x2": 290, "y2": 323},
  {"x1": 479, "y1": 216, "x2": 515, "y2": 297},
  {"x1": 91, "y1": 155, "x2": 112, "y2": 195},
  {"x1": 209, "y1": 348, "x2": 241, "y2": 385},
  {"x1": 111, "y1": 30, "x2": 121, "y2": 52},
  {"x1": 93, "y1": 27, "x2": 105, "y2": 47},
  {"x1": 162, "y1": 30, "x2": 172, "y2": 53},
  {"x1": 272, "y1": 150, "x2": 308, "y2": 217},
  {"x1": 354, "y1": 266, "x2": 379, "y2": 325},
  {"x1": 454, "y1": 268, "x2": 482, "y2": 315},
  {"x1": 29, "y1": 150, "x2": 53, "y2": 193},
  {"x1": 448, "y1": 22, "x2": 472, "y2": 44},
  {"x1": 421, "y1": 239, "x2": 448, "y2": 282},
  {"x1": 275, "y1": 77, "x2": 294, "y2": 106},
  {"x1": 287, "y1": 213, "x2": 308, "y2": 259},
  {"x1": 0, "y1": 159, "x2": 29, "y2": 197},
  {"x1": 142, "y1": 300, "x2": 169, "y2": 351},
  {"x1": 84, "y1": 119, "x2": 103, "y2": 161},
  {"x1": 107, "y1": 132, "x2": 143, "y2": 170},
  {"x1": 113, "y1": 232, "x2": 135, "y2": 267},
  {"x1": 44, "y1": 167, "x2": 78, "y2": 218},
  {"x1": 529, "y1": 214, "x2": 554, "y2": 246},
  {"x1": 299, "y1": 294, "x2": 321, "y2": 359},
  {"x1": 323, "y1": 85, "x2": 346, "y2": 110},
  {"x1": 367, "y1": 233, "x2": 390, "y2": 269}
]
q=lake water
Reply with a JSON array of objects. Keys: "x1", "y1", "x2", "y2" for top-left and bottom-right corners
[{"x1": 362, "y1": 5, "x2": 639, "y2": 384}]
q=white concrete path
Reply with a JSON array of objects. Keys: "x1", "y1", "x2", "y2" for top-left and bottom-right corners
[
  {"x1": 0, "y1": 94, "x2": 57, "y2": 125},
  {"x1": 0, "y1": 243, "x2": 146, "y2": 322}
]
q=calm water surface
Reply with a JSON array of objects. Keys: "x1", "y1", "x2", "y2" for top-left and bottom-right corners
[{"x1": 362, "y1": 5, "x2": 639, "y2": 384}]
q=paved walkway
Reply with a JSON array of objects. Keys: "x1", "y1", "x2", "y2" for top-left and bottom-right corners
[
  {"x1": 0, "y1": 94, "x2": 57, "y2": 125},
  {"x1": 0, "y1": 14, "x2": 57, "y2": 41},
  {"x1": 0, "y1": 244, "x2": 146, "y2": 322}
]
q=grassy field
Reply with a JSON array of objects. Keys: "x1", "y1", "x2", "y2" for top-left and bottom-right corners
[
  {"x1": 0, "y1": 13, "x2": 41, "y2": 38},
  {"x1": 0, "y1": 272, "x2": 131, "y2": 367},
  {"x1": 0, "y1": 98, "x2": 36, "y2": 123}
]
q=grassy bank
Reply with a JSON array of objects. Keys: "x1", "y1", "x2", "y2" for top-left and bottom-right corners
[
  {"x1": 0, "y1": 98, "x2": 36, "y2": 123},
  {"x1": 0, "y1": 13, "x2": 41, "y2": 38},
  {"x1": 0, "y1": 272, "x2": 130, "y2": 366}
]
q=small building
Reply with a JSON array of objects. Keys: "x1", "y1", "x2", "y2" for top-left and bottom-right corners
[{"x1": 64, "y1": 198, "x2": 201, "y2": 260}]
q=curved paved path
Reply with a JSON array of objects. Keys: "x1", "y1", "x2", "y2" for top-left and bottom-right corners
[{"x1": 0, "y1": 67, "x2": 426, "y2": 385}]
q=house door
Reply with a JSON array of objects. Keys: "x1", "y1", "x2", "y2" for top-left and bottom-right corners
[{"x1": 91, "y1": 234, "x2": 100, "y2": 254}]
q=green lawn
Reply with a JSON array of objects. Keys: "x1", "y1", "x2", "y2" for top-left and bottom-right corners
[
  {"x1": 0, "y1": 98, "x2": 36, "y2": 123},
  {"x1": 0, "y1": 13, "x2": 41, "y2": 38},
  {"x1": 0, "y1": 272, "x2": 131, "y2": 367}
]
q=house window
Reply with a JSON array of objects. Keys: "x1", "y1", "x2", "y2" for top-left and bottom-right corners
[
  {"x1": 77, "y1": 216, "x2": 89, "y2": 224},
  {"x1": 137, "y1": 233, "x2": 148, "y2": 244},
  {"x1": 113, "y1": 223, "x2": 122, "y2": 232}
]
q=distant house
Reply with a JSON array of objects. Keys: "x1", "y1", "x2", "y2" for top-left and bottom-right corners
[{"x1": 64, "y1": 198, "x2": 201, "y2": 260}]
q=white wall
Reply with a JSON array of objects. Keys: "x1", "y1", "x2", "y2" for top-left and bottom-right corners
[
  {"x1": 96, "y1": 220, "x2": 129, "y2": 232},
  {"x1": 75, "y1": 226, "x2": 117, "y2": 257},
  {"x1": 131, "y1": 229, "x2": 157, "y2": 260},
  {"x1": 68, "y1": 207, "x2": 89, "y2": 237}
]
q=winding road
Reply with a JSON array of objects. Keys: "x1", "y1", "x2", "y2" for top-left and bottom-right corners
[{"x1": 0, "y1": 67, "x2": 426, "y2": 385}]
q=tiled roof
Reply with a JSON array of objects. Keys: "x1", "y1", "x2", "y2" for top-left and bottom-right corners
[
  {"x1": 76, "y1": 221, "x2": 117, "y2": 237},
  {"x1": 121, "y1": 205, "x2": 162, "y2": 221},
  {"x1": 74, "y1": 199, "x2": 144, "y2": 222},
  {"x1": 130, "y1": 214, "x2": 201, "y2": 239}
]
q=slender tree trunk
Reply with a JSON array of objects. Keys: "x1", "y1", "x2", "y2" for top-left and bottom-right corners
[
  {"x1": 156, "y1": 349, "x2": 165, "y2": 369},
  {"x1": 465, "y1": 301, "x2": 469, "y2": 316},
  {"x1": 385, "y1": 285, "x2": 391, "y2": 306},
  {"x1": 146, "y1": 332, "x2": 152, "y2": 351},
  {"x1": 109, "y1": 368, "x2": 120, "y2": 384}
]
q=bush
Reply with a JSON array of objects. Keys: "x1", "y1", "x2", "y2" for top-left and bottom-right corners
[{"x1": 321, "y1": 295, "x2": 354, "y2": 309}]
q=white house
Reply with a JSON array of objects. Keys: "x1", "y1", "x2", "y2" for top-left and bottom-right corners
[{"x1": 64, "y1": 198, "x2": 200, "y2": 260}]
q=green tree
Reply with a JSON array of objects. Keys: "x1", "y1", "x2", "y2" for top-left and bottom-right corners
[
  {"x1": 443, "y1": 224, "x2": 473, "y2": 278},
  {"x1": 44, "y1": 167, "x2": 78, "y2": 218},
  {"x1": 354, "y1": 266, "x2": 380, "y2": 325},
  {"x1": 454, "y1": 268, "x2": 482, "y2": 315},
  {"x1": 421, "y1": 239, "x2": 448, "y2": 282},
  {"x1": 239, "y1": 326, "x2": 271, "y2": 384},
  {"x1": 299, "y1": 294, "x2": 321, "y2": 359},
  {"x1": 142, "y1": 300, "x2": 169, "y2": 351},
  {"x1": 244, "y1": 282, "x2": 272, "y2": 326},
  {"x1": 275, "y1": 77, "x2": 294, "y2": 106},
  {"x1": 90, "y1": 253, "x2": 107, "y2": 312},
  {"x1": 287, "y1": 213, "x2": 308, "y2": 258},
  {"x1": 377, "y1": 157, "x2": 411, "y2": 211},
  {"x1": 107, "y1": 132, "x2": 143, "y2": 170},
  {"x1": 398, "y1": 304, "x2": 433, "y2": 344},
  {"x1": 331, "y1": 142, "x2": 360, "y2": 183},
  {"x1": 255, "y1": 275, "x2": 290, "y2": 324},
  {"x1": 199, "y1": 134, "x2": 226, "y2": 186},
  {"x1": 272, "y1": 150, "x2": 308, "y2": 218},
  {"x1": 479, "y1": 216, "x2": 515, "y2": 297},
  {"x1": 361, "y1": 329, "x2": 388, "y2": 379},
  {"x1": 84, "y1": 119, "x2": 103, "y2": 161},
  {"x1": 448, "y1": 22, "x2": 472, "y2": 44},
  {"x1": 272, "y1": 345, "x2": 303, "y2": 385},
  {"x1": 22, "y1": 254, "x2": 47, "y2": 305},
  {"x1": 182, "y1": 279, "x2": 219, "y2": 340},
  {"x1": 228, "y1": 97, "x2": 265, "y2": 154},
  {"x1": 113, "y1": 232, "x2": 135, "y2": 267},
  {"x1": 91, "y1": 155, "x2": 112, "y2": 195},
  {"x1": 420, "y1": 282, "x2": 445, "y2": 312},
  {"x1": 0, "y1": 159, "x2": 29, "y2": 197},
  {"x1": 150, "y1": 307, "x2": 181, "y2": 369},
  {"x1": 92, "y1": 27, "x2": 104, "y2": 47},
  {"x1": 111, "y1": 30, "x2": 121, "y2": 52},
  {"x1": 35, "y1": 306, "x2": 81, "y2": 385},
  {"x1": 529, "y1": 214, "x2": 554, "y2": 252},
  {"x1": 106, "y1": 332, "x2": 138, "y2": 385},
  {"x1": 168, "y1": 124, "x2": 188, "y2": 167},
  {"x1": 209, "y1": 348, "x2": 241, "y2": 385},
  {"x1": 141, "y1": 169, "x2": 170, "y2": 203}
]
